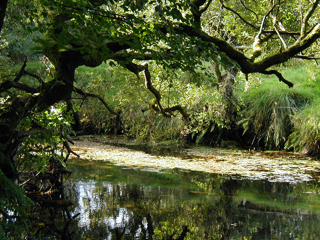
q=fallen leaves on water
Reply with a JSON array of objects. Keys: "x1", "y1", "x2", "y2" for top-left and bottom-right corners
[{"x1": 69, "y1": 136, "x2": 320, "y2": 183}]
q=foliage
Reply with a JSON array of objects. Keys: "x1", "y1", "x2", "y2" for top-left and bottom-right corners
[
  {"x1": 0, "y1": 168, "x2": 31, "y2": 239},
  {"x1": 75, "y1": 61, "x2": 220, "y2": 142},
  {"x1": 15, "y1": 103, "x2": 74, "y2": 172},
  {"x1": 286, "y1": 100, "x2": 320, "y2": 155},
  {"x1": 3, "y1": 0, "x2": 320, "y2": 238},
  {"x1": 1, "y1": 2, "x2": 40, "y2": 62},
  {"x1": 238, "y1": 61, "x2": 320, "y2": 150}
]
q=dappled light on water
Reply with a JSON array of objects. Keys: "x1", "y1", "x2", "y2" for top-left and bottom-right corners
[
  {"x1": 62, "y1": 159, "x2": 320, "y2": 239},
  {"x1": 26, "y1": 137, "x2": 320, "y2": 239}
]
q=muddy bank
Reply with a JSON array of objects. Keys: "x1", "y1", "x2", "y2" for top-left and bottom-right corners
[{"x1": 69, "y1": 135, "x2": 320, "y2": 183}]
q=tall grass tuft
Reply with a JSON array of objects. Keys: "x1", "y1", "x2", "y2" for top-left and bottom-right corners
[
  {"x1": 238, "y1": 60, "x2": 320, "y2": 151},
  {"x1": 239, "y1": 81, "x2": 309, "y2": 149},
  {"x1": 285, "y1": 100, "x2": 320, "y2": 155}
]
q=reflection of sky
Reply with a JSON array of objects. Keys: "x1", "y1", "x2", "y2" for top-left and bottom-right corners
[
  {"x1": 73, "y1": 180, "x2": 131, "y2": 229},
  {"x1": 104, "y1": 208, "x2": 131, "y2": 228},
  {"x1": 64, "y1": 162, "x2": 320, "y2": 240}
]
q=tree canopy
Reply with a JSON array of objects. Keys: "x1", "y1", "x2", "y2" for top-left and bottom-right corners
[
  {"x1": 2, "y1": 0, "x2": 320, "y2": 177},
  {"x1": 2, "y1": 0, "x2": 320, "y2": 237}
]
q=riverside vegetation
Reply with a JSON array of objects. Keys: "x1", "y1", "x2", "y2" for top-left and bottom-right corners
[{"x1": 3, "y1": 1, "x2": 320, "y2": 238}]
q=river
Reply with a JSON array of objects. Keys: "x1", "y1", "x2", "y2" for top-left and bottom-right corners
[
  {"x1": 29, "y1": 157, "x2": 320, "y2": 239},
  {"x1": 21, "y1": 136, "x2": 320, "y2": 239}
]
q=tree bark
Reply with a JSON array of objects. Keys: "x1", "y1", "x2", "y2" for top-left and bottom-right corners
[{"x1": 0, "y1": 0, "x2": 8, "y2": 34}]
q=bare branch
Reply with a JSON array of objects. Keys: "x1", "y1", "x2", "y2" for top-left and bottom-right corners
[
  {"x1": 250, "y1": 1, "x2": 281, "y2": 60},
  {"x1": 74, "y1": 87, "x2": 120, "y2": 115},
  {"x1": 0, "y1": 81, "x2": 37, "y2": 94},
  {"x1": 274, "y1": 26, "x2": 287, "y2": 49},
  {"x1": 219, "y1": 0, "x2": 258, "y2": 30},
  {"x1": 293, "y1": 55, "x2": 320, "y2": 60},
  {"x1": 126, "y1": 62, "x2": 171, "y2": 118},
  {"x1": 255, "y1": 23, "x2": 320, "y2": 70},
  {"x1": 163, "y1": 105, "x2": 190, "y2": 121},
  {"x1": 299, "y1": 0, "x2": 303, "y2": 29},
  {"x1": 125, "y1": 61, "x2": 190, "y2": 120},
  {"x1": 14, "y1": 57, "x2": 28, "y2": 82},
  {"x1": 63, "y1": 141, "x2": 80, "y2": 161},
  {"x1": 24, "y1": 71, "x2": 45, "y2": 85},
  {"x1": 0, "y1": 58, "x2": 45, "y2": 93},
  {"x1": 261, "y1": 70, "x2": 294, "y2": 87},
  {"x1": 239, "y1": 0, "x2": 258, "y2": 21},
  {"x1": 300, "y1": 0, "x2": 320, "y2": 37},
  {"x1": 263, "y1": 30, "x2": 299, "y2": 36}
]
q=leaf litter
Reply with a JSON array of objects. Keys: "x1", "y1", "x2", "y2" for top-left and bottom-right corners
[{"x1": 69, "y1": 136, "x2": 320, "y2": 183}]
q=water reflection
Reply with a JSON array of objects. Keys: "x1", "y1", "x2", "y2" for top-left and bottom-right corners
[{"x1": 42, "y1": 158, "x2": 318, "y2": 240}]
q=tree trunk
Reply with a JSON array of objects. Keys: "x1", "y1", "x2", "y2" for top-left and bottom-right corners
[
  {"x1": 0, "y1": 51, "x2": 78, "y2": 179},
  {"x1": 0, "y1": 0, "x2": 8, "y2": 34}
]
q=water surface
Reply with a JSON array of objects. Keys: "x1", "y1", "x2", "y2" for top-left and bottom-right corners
[{"x1": 53, "y1": 158, "x2": 320, "y2": 239}]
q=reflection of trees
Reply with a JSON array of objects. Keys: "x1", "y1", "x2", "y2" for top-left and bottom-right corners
[
  {"x1": 31, "y1": 207, "x2": 79, "y2": 240},
  {"x1": 66, "y1": 176, "x2": 319, "y2": 239},
  {"x1": 24, "y1": 164, "x2": 320, "y2": 239}
]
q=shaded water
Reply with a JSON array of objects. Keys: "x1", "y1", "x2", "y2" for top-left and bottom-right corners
[{"x1": 33, "y1": 158, "x2": 320, "y2": 240}]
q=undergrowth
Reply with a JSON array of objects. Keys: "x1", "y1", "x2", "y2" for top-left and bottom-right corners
[
  {"x1": 73, "y1": 59, "x2": 320, "y2": 154},
  {"x1": 238, "y1": 61, "x2": 320, "y2": 153}
]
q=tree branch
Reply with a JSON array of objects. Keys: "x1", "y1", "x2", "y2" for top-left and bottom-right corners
[
  {"x1": 73, "y1": 87, "x2": 121, "y2": 121},
  {"x1": 24, "y1": 71, "x2": 45, "y2": 85},
  {"x1": 164, "y1": 105, "x2": 190, "y2": 121},
  {"x1": 14, "y1": 58, "x2": 28, "y2": 82},
  {"x1": 274, "y1": 26, "x2": 287, "y2": 49},
  {"x1": 125, "y1": 61, "x2": 190, "y2": 120},
  {"x1": 0, "y1": 81, "x2": 37, "y2": 94},
  {"x1": 199, "y1": 0, "x2": 213, "y2": 14},
  {"x1": 300, "y1": 0, "x2": 320, "y2": 37},
  {"x1": 255, "y1": 23, "x2": 320, "y2": 71},
  {"x1": 126, "y1": 62, "x2": 171, "y2": 118},
  {"x1": 261, "y1": 70, "x2": 294, "y2": 88},
  {"x1": 263, "y1": 30, "x2": 299, "y2": 36},
  {"x1": 250, "y1": 1, "x2": 280, "y2": 60},
  {"x1": 219, "y1": 0, "x2": 258, "y2": 30},
  {"x1": 293, "y1": 55, "x2": 320, "y2": 60},
  {"x1": 0, "y1": 58, "x2": 45, "y2": 94},
  {"x1": 0, "y1": 0, "x2": 8, "y2": 34},
  {"x1": 239, "y1": 0, "x2": 258, "y2": 21}
]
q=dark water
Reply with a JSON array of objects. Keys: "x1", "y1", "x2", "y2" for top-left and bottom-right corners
[{"x1": 28, "y1": 158, "x2": 320, "y2": 240}]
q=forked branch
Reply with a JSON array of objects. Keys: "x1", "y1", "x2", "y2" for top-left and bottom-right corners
[
  {"x1": 0, "y1": 58, "x2": 45, "y2": 94},
  {"x1": 126, "y1": 62, "x2": 189, "y2": 121},
  {"x1": 73, "y1": 87, "x2": 122, "y2": 126},
  {"x1": 261, "y1": 70, "x2": 294, "y2": 88},
  {"x1": 300, "y1": 0, "x2": 320, "y2": 37}
]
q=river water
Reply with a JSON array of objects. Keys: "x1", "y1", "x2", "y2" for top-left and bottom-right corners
[{"x1": 29, "y1": 157, "x2": 320, "y2": 239}]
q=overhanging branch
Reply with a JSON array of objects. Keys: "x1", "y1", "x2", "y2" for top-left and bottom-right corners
[
  {"x1": 125, "y1": 61, "x2": 189, "y2": 120},
  {"x1": 73, "y1": 87, "x2": 122, "y2": 126},
  {"x1": 0, "y1": 58, "x2": 44, "y2": 94},
  {"x1": 261, "y1": 70, "x2": 294, "y2": 88},
  {"x1": 0, "y1": 81, "x2": 37, "y2": 94}
]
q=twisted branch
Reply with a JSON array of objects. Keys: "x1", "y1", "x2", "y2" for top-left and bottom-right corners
[
  {"x1": 73, "y1": 87, "x2": 123, "y2": 126},
  {"x1": 126, "y1": 62, "x2": 189, "y2": 120}
]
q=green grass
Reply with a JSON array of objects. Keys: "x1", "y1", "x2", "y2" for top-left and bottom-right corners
[{"x1": 236, "y1": 60, "x2": 320, "y2": 152}]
